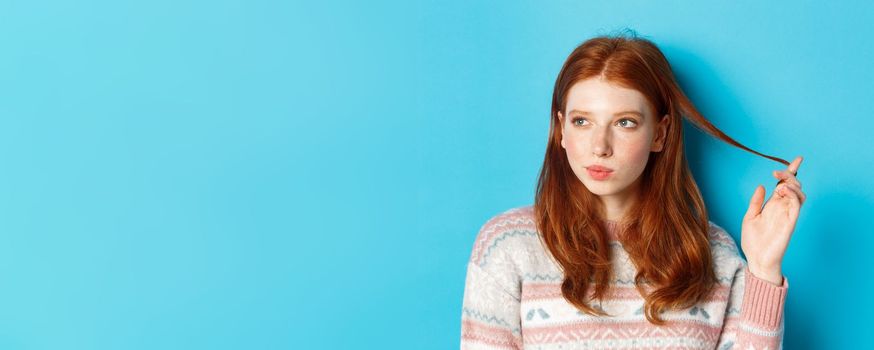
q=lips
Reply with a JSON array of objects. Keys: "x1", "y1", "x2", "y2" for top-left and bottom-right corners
[
  {"x1": 586, "y1": 165, "x2": 614, "y2": 172},
  {"x1": 586, "y1": 165, "x2": 614, "y2": 181}
]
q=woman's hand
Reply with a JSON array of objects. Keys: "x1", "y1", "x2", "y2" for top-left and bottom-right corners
[{"x1": 740, "y1": 156, "x2": 806, "y2": 285}]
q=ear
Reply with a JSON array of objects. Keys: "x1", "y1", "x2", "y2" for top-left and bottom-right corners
[
  {"x1": 651, "y1": 114, "x2": 670, "y2": 152},
  {"x1": 557, "y1": 111, "x2": 566, "y2": 149}
]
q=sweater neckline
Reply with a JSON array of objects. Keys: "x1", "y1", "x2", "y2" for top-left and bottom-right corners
[{"x1": 599, "y1": 218, "x2": 630, "y2": 241}]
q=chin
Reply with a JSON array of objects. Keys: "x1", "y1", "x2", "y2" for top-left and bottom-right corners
[
  {"x1": 579, "y1": 180, "x2": 612, "y2": 196},
  {"x1": 581, "y1": 177, "x2": 634, "y2": 197},
  {"x1": 586, "y1": 186, "x2": 618, "y2": 197}
]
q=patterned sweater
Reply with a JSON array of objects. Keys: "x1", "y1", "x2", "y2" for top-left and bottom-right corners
[{"x1": 460, "y1": 205, "x2": 788, "y2": 350}]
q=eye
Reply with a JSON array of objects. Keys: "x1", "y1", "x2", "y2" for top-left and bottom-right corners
[
  {"x1": 571, "y1": 117, "x2": 639, "y2": 128},
  {"x1": 618, "y1": 118, "x2": 638, "y2": 128}
]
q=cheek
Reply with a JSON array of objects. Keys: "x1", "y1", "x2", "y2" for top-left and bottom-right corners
[
  {"x1": 562, "y1": 137, "x2": 586, "y2": 160},
  {"x1": 618, "y1": 137, "x2": 654, "y2": 171},
  {"x1": 625, "y1": 138, "x2": 652, "y2": 158}
]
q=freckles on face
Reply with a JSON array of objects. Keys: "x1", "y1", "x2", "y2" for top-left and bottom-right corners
[{"x1": 559, "y1": 78, "x2": 657, "y2": 195}]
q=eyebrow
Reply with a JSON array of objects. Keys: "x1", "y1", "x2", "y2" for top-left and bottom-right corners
[{"x1": 568, "y1": 109, "x2": 644, "y2": 118}]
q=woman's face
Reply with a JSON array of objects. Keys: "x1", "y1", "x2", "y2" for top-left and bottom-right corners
[{"x1": 557, "y1": 77, "x2": 670, "y2": 200}]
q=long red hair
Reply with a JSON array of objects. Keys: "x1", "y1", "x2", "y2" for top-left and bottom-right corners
[{"x1": 534, "y1": 33, "x2": 789, "y2": 325}]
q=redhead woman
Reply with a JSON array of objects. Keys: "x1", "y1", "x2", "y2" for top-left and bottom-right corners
[{"x1": 460, "y1": 33, "x2": 805, "y2": 350}]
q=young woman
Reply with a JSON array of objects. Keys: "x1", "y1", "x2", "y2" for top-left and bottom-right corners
[{"x1": 460, "y1": 33, "x2": 805, "y2": 349}]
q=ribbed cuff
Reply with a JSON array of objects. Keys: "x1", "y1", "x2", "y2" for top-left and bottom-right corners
[{"x1": 740, "y1": 265, "x2": 789, "y2": 330}]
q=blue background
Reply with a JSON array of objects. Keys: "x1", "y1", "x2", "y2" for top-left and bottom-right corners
[{"x1": 1, "y1": 1, "x2": 871, "y2": 349}]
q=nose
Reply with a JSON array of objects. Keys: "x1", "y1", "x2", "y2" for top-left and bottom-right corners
[{"x1": 591, "y1": 126, "x2": 612, "y2": 158}]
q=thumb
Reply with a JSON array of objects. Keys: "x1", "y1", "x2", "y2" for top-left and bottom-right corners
[{"x1": 744, "y1": 185, "x2": 765, "y2": 220}]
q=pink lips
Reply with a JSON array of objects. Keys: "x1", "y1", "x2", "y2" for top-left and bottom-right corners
[{"x1": 586, "y1": 165, "x2": 614, "y2": 180}]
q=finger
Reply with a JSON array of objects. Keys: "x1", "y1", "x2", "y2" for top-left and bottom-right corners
[
  {"x1": 780, "y1": 182, "x2": 806, "y2": 205},
  {"x1": 773, "y1": 170, "x2": 802, "y2": 189},
  {"x1": 776, "y1": 186, "x2": 802, "y2": 221},
  {"x1": 745, "y1": 185, "x2": 766, "y2": 219},
  {"x1": 787, "y1": 155, "x2": 803, "y2": 175},
  {"x1": 776, "y1": 183, "x2": 802, "y2": 208}
]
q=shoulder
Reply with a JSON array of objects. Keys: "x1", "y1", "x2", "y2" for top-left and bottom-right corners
[
  {"x1": 468, "y1": 205, "x2": 539, "y2": 268},
  {"x1": 706, "y1": 220, "x2": 746, "y2": 277},
  {"x1": 706, "y1": 220, "x2": 742, "y2": 257}
]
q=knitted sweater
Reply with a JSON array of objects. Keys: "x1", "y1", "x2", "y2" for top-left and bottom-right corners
[{"x1": 460, "y1": 205, "x2": 788, "y2": 350}]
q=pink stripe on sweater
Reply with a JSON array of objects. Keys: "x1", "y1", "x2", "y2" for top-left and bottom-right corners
[
  {"x1": 461, "y1": 319, "x2": 521, "y2": 349},
  {"x1": 521, "y1": 283, "x2": 731, "y2": 302},
  {"x1": 523, "y1": 319, "x2": 722, "y2": 344}
]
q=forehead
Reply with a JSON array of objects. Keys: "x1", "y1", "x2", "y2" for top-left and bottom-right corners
[{"x1": 565, "y1": 78, "x2": 652, "y2": 116}]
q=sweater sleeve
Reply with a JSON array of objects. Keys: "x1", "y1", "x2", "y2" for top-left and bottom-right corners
[
  {"x1": 460, "y1": 213, "x2": 525, "y2": 350},
  {"x1": 715, "y1": 259, "x2": 789, "y2": 350},
  {"x1": 460, "y1": 261, "x2": 523, "y2": 349}
]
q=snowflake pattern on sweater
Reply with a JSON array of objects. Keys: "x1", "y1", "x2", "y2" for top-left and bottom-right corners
[{"x1": 460, "y1": 205, "x2": 788, "y2": 350}]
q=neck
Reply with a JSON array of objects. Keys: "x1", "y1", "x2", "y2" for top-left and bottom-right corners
[
  {"x1": 597, "y1": 178, "x2": 641, "y2": 221},
  {"x1": 599, "y1": 197, "x2": 635, "y2": 221}
]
